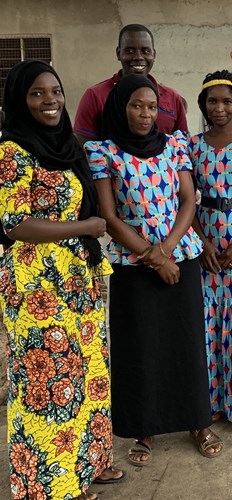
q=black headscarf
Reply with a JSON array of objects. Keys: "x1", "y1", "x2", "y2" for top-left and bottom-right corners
[
  {"x1": 1, "y1": 60, "x2": 102, "y2": 265},
  {"x1": 101, "y1": 74, "x2": 166, "y2": 158}
]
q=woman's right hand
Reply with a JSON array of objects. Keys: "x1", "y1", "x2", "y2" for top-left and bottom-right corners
[
  {"x1": 84, "y1": 216, "x2": 107, "y2": 238},
  {"x1": 199, "y1": 240, "x2": 221, "y2": 273}
]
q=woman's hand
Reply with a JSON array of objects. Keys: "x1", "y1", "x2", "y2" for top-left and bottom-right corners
[
  {"x1": 140, "y1": 244, "x2": 180, "y2": 285},
  {"x1": 218, "y1": 244, "x2": 232, "y2": 270},
  {"x1": 84, "y1": 216, "x2": 107, "y2": 238},
  {"x1": 140, "y1": 244, "x2": 166, "y2": 270},
  {"x1": 199, "y1": 240, "x2": 221, "y2": 273},
  {"x1": 156, "y1": 259, "x2": 180, "y2": 285}
]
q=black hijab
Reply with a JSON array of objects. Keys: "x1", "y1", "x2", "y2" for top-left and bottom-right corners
[
  {"x1": 101, "y1": 74, "x2": 166, "y2": 158},
  {"x1": 1, "y1": 60, "x2": 102, "y2": 265}
]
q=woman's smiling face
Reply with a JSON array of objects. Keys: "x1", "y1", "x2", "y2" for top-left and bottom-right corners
[{"x1": 26, "y1": 71, "x2": 65, "y2": 126}]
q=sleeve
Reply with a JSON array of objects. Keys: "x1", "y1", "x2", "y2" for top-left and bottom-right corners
[
  {"x1": 84, "y1": 142, "x2": 112, "y2": 180},
  {"x1": 171, "y1": 132, "x2": 193, "y2": 171},
  {"x1": 173, "y1": 95, "x2": 188, "y2": 133},
  {"x1": 0, "y1": 142, "x2": 34, "y2": 235},
  {"x1": 73, "y1": 88, "x2": 100, "y2": 139}
]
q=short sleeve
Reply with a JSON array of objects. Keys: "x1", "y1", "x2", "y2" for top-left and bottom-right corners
[
  {"x1": 73, "y1": 89, "x2": 99, "y2": 139},
  {"x1": 84, "y1": 141, "x2": 112, "y2": 180},
  {"x1": 171, "y1": 131, "x2": 193, "y2": 171},
  {"x1": 0, "y1": 141, "x2": 34, "y2": 234}
]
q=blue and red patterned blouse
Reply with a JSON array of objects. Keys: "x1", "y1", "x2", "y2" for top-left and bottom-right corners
[{"x1": 85, "y1": 133, "x2": 202, "y2": 265}]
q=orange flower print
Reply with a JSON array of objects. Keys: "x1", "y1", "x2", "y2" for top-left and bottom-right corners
[
  {"x1": 64, "y1": 276, "x2": 85, "y2": 292},
  {"x1": 10, "y1": 443, "x2": 38, "y2": 479},
  {"x1": 25, "y1": 381, "x2": 50, "y2": 410},
  {"x1": 7, "y1": 185, "x2": 31, "y2": 209},
  {"x1": 36, "y1": 167, "x2": 64, "y2": 187},
  {"x1": 57, "y1": 350, "x2": 84, "y2": 379},
  {"x1": 48, "y1": 212, "x2": 58, "y2": 221},
  {"x1": 88, "y1": 440, "x2": 104, "y2": 466},
  {"x1": 0, "y1": 147, "x2": 18, "y2": 184},
  {"x1": 44, "y1": 326, "x2": 69, "y2": 353},
  {"x1": 80, "y1": 320, "x2": 96, "y2": 345},
  {"x1": 22, "y1": 348, "x2": 56, "y2": 382},
  {"x1": 87, "y1": 280, "x2": 101, "y2": 301},
  {"x1": 84, "y1": 304, "x2": 92, "y2": 315},
  {"x1": 28, "y1": 480, "x2": 47, "y2": 500},
  {"x1": 10, "y1": 473, "x2": 27, "y2": 499},
  {"x1": 88, "y1": 376, "x2": 109, "y2": 401},
  {"x1": 69, "y1": 300, "x2": 77, "y2": 312},
  {"x1": 90, "y1": 412, "x2": 112, "y2": 441},
  {"x1": 101, "y1": 345, "x2": 109, "y2": 358},
  {"x1": 74, "y1": 201, "x2": 81, "y2": 219},
  {"x1": 27, "y1": 290, "x2": 58, "y2": 320},
  {"x1": 31, "y1": 186, "x2": 57, "y2": 210},
  {"x1": 94, "y1": 450, "x2": 108, "y2": 478},
  {"x1": 0, "y1": 267, "x2": 11, "y2": 291},
  {"x1": 52, "y1": 378, "x2": 75, "y2": 406},
  {"x1": 51, "y1": 426, "x2": 78, "y2": 456},
  {"x1": 17, "y1": 242, "x2": 37, "y2": 266},
  {"x1": 5, "y1": 284, "x2": 24, "y2": 307}
]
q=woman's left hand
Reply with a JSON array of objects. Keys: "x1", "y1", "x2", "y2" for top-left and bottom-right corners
[{"x1": 218, "y1": 244, "x2": 232, "y2": 270}]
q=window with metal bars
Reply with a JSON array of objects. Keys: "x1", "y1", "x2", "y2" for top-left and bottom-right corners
[{"x1": 0, "y1": 36, "x2": 52, "y2": 106}]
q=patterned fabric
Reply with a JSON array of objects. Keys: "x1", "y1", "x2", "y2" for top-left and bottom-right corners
[
  {"x1": 85, "y1": 134, "x2": 203, "y2": 265},
  {"x1": 188, "y1": 133, "x2": 232, "y2": 421},
  {"x1": 0, "y1": 141, "x2": 113, "y2": 499}
]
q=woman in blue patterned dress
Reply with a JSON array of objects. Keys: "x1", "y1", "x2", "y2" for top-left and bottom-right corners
[
  {"x1": 84, "y1": 74, "x2": 223, "y2": 465},
  {"x1": 188, "y1": 70, "x2": 232, "y2": 423}
]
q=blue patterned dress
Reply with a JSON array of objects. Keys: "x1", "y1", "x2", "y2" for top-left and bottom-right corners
[
  {"x1": 188, "y1": 133, "x2": 232, "y2": 421},
  {"x1": 84, "y1": 135, "x2": 212, "y2": 438}
]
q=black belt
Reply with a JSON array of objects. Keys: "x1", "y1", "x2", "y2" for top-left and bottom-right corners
[{"x1": 201, "y1": 196, "x2": 232, "y2": 212}]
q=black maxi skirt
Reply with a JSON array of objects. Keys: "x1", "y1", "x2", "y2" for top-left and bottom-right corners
[{"x1": 109, "y1": 258, "x2": 212, "y2": 438}]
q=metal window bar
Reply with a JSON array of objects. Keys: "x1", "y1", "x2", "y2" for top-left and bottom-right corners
[{"x1": 0, "y1": 36, "x2": 51, "y2": 106}]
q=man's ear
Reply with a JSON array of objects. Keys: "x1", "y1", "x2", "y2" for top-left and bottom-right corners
[
  {"x1": 116, "y1": 46, "x2": 120, "y2": 61},
  {"x1": 153, "y1": 48, "x2": 156, "y2": 60}
]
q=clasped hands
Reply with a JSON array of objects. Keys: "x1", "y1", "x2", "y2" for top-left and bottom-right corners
[
  {"x1": 138, "y1": 243, "x2": 180, "y2": 285},
  {"x1": 200, "y1": 241, "x2": 232, "y2": 273}
]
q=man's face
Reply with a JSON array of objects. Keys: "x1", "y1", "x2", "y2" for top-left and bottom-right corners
[{"x1": 116, "y1": 31, "x2": 156, "y2": 76}]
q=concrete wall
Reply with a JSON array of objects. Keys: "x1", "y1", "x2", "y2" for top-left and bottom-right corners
[{"x1": 0, "y1": 0, "x2": 232, "y2": 133}]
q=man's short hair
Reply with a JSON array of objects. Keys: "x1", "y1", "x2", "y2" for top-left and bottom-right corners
[{"x1": 118, "y1": 24, "x2": 154, "y2": 48}]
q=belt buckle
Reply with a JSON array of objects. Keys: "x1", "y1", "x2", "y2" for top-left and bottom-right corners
[{"x1": 220, "y1": 198, "x2": 229, "y2": 211}]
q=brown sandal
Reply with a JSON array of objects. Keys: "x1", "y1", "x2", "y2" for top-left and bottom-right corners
[{"x1": 190, "y1": 429, "x2": 223, "y2": 458}]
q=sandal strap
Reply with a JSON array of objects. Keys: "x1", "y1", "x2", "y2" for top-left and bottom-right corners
[
  {"x1": 201, "y1": 431, "x2": 222, "y2": 451},
  {"x1": 129, "y1": 440, "x2": 152, "y2": 457},
  {"x1": 135, "y1": 440, "x2": 152, "y2": 452}
]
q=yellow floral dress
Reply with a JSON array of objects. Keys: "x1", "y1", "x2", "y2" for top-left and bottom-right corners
[{"x1": 0, "y1": 141, "x2": 113, "y2": 500}]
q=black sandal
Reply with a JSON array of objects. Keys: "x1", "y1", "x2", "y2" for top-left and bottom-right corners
[{"x1": 128, "y1": 439, "x2": 152, "y2": 466}]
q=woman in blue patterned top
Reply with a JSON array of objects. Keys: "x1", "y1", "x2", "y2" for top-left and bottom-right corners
[
  {"x1": 188, "y1": 70, "x2": 232, "y2": 424},
  {"x1": 84, "y1": 74, "x2": 223, "y2": 465}
]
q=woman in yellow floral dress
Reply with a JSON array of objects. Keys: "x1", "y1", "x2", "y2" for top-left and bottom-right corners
[{"x1": 0, "y1": 60, "x2": 122, "y2": 500}]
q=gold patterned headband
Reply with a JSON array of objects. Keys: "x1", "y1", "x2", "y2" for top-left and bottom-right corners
[{"x1": 202, "y1": 79, "x2": 232, "y2": 90}]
